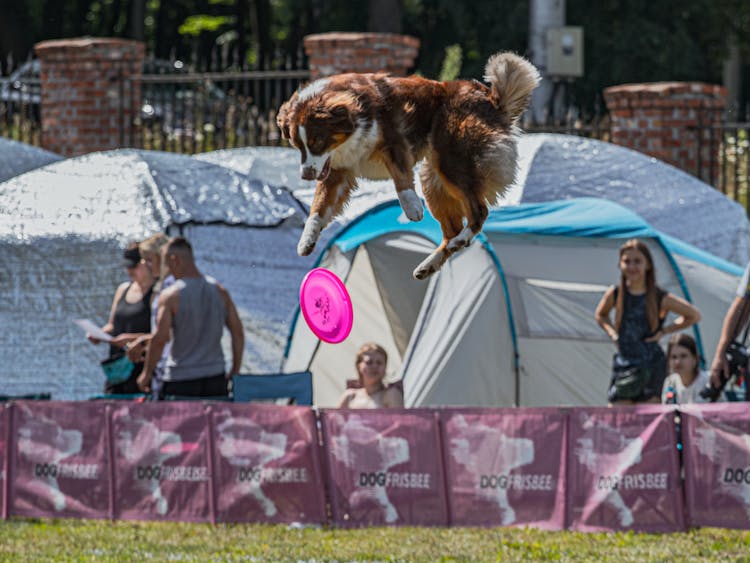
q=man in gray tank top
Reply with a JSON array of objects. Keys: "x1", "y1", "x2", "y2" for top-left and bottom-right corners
[{"x1": 137, "y1": 236, "x2": 244, "y2": 398}]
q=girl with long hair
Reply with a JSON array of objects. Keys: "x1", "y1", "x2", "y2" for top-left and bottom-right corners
[{"x1": 595, "y1": 239, "x2": 701, "y2": 404}]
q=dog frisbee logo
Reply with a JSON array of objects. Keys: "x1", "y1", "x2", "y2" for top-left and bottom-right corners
[
  {"x1": 216, "y1": 414, "x2": 289, "y2": 517},
  {"x1": 574, "y1": 414, "x2": 644, "y2": 527},
  {"x1": 116, "y1": 413, "x2": 195, "y2": 516},
  {"x1": 449, "y1": 415, "x2": 535, "y2": 525},
  {"x1": 299, "y1": 268, "x2": 353, "y2": 343},
  {"x1": 329, "y1": 414, "x2": 410, "y2": 523},
  {"x1": 692, "y1": 424, "x2": 750, "y2": 518},
  {"x1": 16, "y1": 405, "x2": 83, "y2": 511}
]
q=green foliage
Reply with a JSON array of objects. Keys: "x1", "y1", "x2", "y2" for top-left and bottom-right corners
[
  {"x1": 438, "y1": 44, "x2": 462, "y2": 81},
  {"x1": 566, "y1": 0, "x2": 750, "y2": 115},
  {"x1": 5, "y1": 0, "x2": 750, "y2": 109},
  {"x1": 179, "y1": 15, "x2": 233, "y2": 37}
]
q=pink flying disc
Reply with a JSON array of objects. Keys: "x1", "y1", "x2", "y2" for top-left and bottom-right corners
[{"x1": 299, "y1": 267, "x2": 353, "y2": 343}]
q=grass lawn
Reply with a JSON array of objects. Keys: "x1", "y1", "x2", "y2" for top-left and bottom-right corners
[{"x1": 1, "y1": 520, "x2": 750, "y2": 561}]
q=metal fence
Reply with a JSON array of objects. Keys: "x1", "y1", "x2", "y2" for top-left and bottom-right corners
[
  {"x1": 0, "y1": 56, "x2": 41, "y2": 145},
  {"x1": 3, "y1": 53, "x2": 750, "y2": 216},
  {"x1": 126, "y1": 66, "x2": 310, "y2": 153},
  {"x1": 704, "y1": 122, "x2": 750, "y2": 215}
]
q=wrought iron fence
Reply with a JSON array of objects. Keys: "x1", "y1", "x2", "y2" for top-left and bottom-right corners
[
  {"x1": 709, "y1": 121, "x2": 750, "y2": 215},
  {"x1": 0, "y1": 56, "x2": 42, "y2": 145},
  {"x1": 126, "y1": 65, "x2": 310, "y2": 153},
  {"x1": 4, "y1": 50, "x2": 750, "y2": 217}
]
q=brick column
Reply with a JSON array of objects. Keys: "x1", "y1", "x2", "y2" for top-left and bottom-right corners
[
  {"x1": 35, "y1": 38, "x2": 145, "y2": 157},
  {"x1": 303, "y1": 32, "x2": 420, "y2": 79},
  {"x1": 604, "y1": 82, "x2": 726, "y2": 185}
]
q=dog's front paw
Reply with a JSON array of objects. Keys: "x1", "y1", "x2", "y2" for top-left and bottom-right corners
[
  {"x1": 298, "y1": 238, "x2": 317, "y2": 256},
  {"x1": 298, "y1": 216, "x2": 323, "y2": 256},
  {"x1": 398, "y1": 189, "x2": 424, "y2": 222}
]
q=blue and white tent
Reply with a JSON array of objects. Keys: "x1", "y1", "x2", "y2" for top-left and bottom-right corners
[{"x1": 283, "y1": 198, "x2": 743, "y2": 408}]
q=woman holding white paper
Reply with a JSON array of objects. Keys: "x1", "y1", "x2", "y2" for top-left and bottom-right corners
[{"x1": 89, "y1": 241, "x2": 155, "y2": 394}]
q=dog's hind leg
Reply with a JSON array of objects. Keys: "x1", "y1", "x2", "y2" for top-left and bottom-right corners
[
  {"x1": 298, "y1": 169, "x2": 356, "y2": 256},
  {"x1": 413, "y1": 164, "x2": 464, "y2": 280},
  {"x1": 446, "y1": 194, "x2": 487, "y2": 253}
]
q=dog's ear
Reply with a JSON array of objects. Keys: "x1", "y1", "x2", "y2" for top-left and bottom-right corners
[
  {"x1": 277, "y1": 92, "x2": 299, "y2": 140},
  {"x1": 325, "y1": 104, "x2": 355, "y2": 134}
]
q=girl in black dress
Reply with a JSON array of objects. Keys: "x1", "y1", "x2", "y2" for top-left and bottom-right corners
[{"x1": 595, "y1": 239, "x2": 701, "y2": 404}]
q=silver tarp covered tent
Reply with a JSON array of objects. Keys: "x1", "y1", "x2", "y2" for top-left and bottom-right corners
[
  {"x1": 196, "y1": 134, "x2": 750, "y2": 266},
  {"x1": 0, "y1": 148, "x2": 310, "y2": 399},
  {"x1": 0, "y1": 137, "x2": 61, "y2": 183}
]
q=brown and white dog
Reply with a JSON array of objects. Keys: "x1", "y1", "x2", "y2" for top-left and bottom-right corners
[{"x1": 277, "y1": 52, "x2": 540, "y2": 279}]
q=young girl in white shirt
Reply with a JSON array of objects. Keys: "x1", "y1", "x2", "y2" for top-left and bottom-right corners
[{"x1": 661, "y1": 333, "x2": 710, "y2": 404}]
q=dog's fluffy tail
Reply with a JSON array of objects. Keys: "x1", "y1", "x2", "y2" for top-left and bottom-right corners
[{"x1": 484, "y1": 52, "x2": 541, "y2": 124}]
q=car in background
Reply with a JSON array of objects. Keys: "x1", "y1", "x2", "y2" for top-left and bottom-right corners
[
  {"x1": 0, "y1": 58, "x2": 227, "y2": 133},
  {"x1": 140, "y1": 58, "x2": 227, "y2": 134}
]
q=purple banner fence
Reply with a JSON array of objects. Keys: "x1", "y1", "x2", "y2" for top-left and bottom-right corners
[
  {"x1": 566, "y1": 406, "x2": 684, "y2": 532},
  {"x1": 210, "y1": 403, "x2": 326, "y2": 524},
  {"x1": 8, "y1": 401, "x2": 110, "y2": 520},
  {"x1": 1, "y1": 405, "x2": 7, "y2": 519},
  {"x1": 682, "y1": 403, "x2": 750, "y2": 529},
  {"x1": 440, "y1": 408, "x2": 567, "y2": 529},
  {"x1": 6, "y1": 401, "x2": 750, "y2": 531},
  {"x1": 321, "y1": 409, "x2": 448, "y2": 527},
  {"x1": 110, "y1": 402, "x2": 212, "y2": 522}
]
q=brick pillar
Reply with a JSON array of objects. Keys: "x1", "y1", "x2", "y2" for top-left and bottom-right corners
[
  {"x1": 34, "y1": 38, "x2": 145, "y2": 157},
  {"x1": 603, "y1": 82, "x2": 726, "y2": 185},
  {"x1": 304, "y1": 32, "x2": 420, "y2": 79}
]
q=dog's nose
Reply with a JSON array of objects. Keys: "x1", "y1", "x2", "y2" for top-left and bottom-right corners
[{"x1": 301, "y1": 166, "x2": 317, "y2": 181}]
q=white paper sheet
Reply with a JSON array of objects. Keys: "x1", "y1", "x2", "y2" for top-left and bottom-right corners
[{"x1": 73, "y1": 319, "x2": 112, "y2": 342}]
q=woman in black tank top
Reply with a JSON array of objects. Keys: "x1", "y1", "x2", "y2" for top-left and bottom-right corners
[{"x1": 89, "y1": 243, "x2": 155, "y2": 394}]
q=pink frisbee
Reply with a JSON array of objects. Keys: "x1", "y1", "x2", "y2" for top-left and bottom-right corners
[{"x1": 299, "y1": 267, "x2": 353, "y2": 343}]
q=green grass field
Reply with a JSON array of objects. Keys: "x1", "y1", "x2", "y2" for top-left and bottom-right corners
[{"x1": 1, "y1": 520, "x2": 750, "y2": 562}]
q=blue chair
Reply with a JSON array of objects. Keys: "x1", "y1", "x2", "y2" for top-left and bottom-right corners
[
  {"x1": 0, "y1": 392, "x2": 51, "y2": 402},
  {"x1": 232, "y1": 372, "x2": 313, "y2": 406}
]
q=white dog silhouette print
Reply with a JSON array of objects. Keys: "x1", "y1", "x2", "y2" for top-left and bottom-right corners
[
  {"x1": 16, "y1": 406, "x2": 83, "y2": 511},
  {"x1": 574, "y1": 414, "x2": 644, "y2": 527},
  {"x1": 692, "y1": 424, "x2": 750, "y2": 519},
  {"x1": 449, "y1": 414, "x2": 534, "y2": 525},
  {"x1": 328, "y1": 414, "x2": 409, "y2": 523},
  {"x1": 115, "y1": 413, "x2": 184, "y2": 516},
  {"x1": 216, "y1": 414, "x2": 288, "y2": 517}
]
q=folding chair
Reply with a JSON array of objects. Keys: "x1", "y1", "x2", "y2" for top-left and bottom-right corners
[
  {"x1": 0, "y1": 392, "x2": 51, "y2": 402},
  {"x1": 232, "y1": 371, "x2": 313, "y2": 405}
]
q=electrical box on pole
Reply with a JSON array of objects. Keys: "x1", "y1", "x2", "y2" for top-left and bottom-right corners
[{"x1": 545, "y1": 26, "x2": 584, "y2": 77}]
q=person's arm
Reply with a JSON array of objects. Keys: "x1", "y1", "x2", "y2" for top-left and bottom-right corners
[
  {"x1": 137, "y1": 288, "x2": 177, "y2": 392},
  {"x1": 88, "y1": 282, "x2": 127, "y2": 345},
  {"x1": 218, "y1": 284, "x2": 244, "y2": 378},
  {"x1": 710, "y1": 295, "x2": 746, "y2": 387},
  {"x1": 337, "y1": 389, "x2": 355, "y2": 409},
  {"x1": 383, "y1": 386, "x2": 404, "y2": 408},
  {"x1": 644, "y1": 293, "x2": 702, "y2": 342},
  {"x1": 126, "y1": 333, "x2": 153, "y2": 362},
  {"x1": 595, "y1": 286, "x2": 618, "y2": 343}
]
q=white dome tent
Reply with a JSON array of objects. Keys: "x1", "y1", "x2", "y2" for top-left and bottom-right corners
[
  {"x1": 0, "y1": 137, "x2": 61, "y2": 183},
  {"x1": 283, "y1": 198, "x2": 742, "y2": 407},
  {"x1": 196, "y1": 134, "x2": 750, "y2": 266}
]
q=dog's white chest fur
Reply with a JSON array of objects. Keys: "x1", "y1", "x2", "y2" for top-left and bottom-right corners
[{"x1": 331, "y1": 120, "x2": 387, "y2": 179}]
